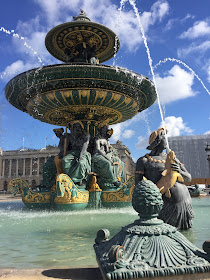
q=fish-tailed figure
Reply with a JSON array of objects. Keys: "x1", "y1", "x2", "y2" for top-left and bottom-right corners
[
  {"x1": 135, "y1": 128, "x2": 193, "y2": 230},
  {"x1": 157, "y1": 150, "x2": 184, "y2": 198}
]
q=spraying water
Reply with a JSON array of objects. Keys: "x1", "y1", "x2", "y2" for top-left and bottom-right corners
[
  {"x1": 154, "y1": 58, "x2": 210, "y2": 95},
  {"x1": 0, "y1": 27, "x2": 44, "y2": 66},
  {"x1": 125, "y1": 0, "x2": 170, "y2": 151},
  {"x1": 112, "y1": 0, "x2": 126, "y2": 66}
]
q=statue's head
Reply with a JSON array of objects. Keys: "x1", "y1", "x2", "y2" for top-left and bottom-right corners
[
  {"x1": 98, "y1": 124, "x2": 108, "y2": 137},
  {"x1": 107, "y1": 128, "x2": 113, "y2": 138},
  {"x1": 147, "y1": 127, "x2": 167, "y2": 150},
  {"x1": 69, "y1": 121, "x2": 84, "y2": 134},
  {"x1": 53, "y1": 128, "x2": 64, "y2": 137}
]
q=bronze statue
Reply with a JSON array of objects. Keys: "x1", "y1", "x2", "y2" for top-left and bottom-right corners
[
  {"x1": 42, "y1": 127, "x2": 70, "y2": 190},
  {"x1": 62, "y1": 121, "x2": 91, "y2": 187},
  {"x1": 135, "y1": 128, "x2": 194, "y2": 230},
  {"x1": 92, "y1": 125, "x2": 124, "y2": 188}
]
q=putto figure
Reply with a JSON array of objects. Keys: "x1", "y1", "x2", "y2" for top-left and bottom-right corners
[
  {"x1": 92, "y1": 124, "x2": 125, "y2": 189},
  {"x1": 135, "y1": 128, "x2": 193, "y2": 230}
]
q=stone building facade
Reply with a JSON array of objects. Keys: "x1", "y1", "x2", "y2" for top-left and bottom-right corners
[
  {"x1": 0, "y1": 146, "x2": 58, "y2": 191},
  {"x1": 0, "y1": 142, "x2": 135, "y2": 191},
  {"x1": 168, "y1": 134, "x2": 210, "y2": 185},
  {"x1": 112, "y1": 140, "x2": 136, "y2": 181}
]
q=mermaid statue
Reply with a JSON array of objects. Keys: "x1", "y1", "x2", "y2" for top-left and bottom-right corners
[
  {"x1": 92, "y1": 124, "x2": 125, "y2": 189},
  {"x1": 135, "y1": 127, "x2": 194, "y2": 230}
]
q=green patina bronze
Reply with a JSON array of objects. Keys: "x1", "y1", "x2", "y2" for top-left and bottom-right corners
[
  {"x1": 5, "y1": 64, "x2": 156, "y2": 130},
  {"x1": 94, "y1": 180, "x2": 210, "y2": 279},
  {"x1": 45, "y1": 10, "x2": 120, "y2": 63},
  {"x1": 5, "y1": 11, "x2": 156, "y2": 210}
]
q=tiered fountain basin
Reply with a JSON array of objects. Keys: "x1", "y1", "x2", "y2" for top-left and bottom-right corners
[
  {"x1": 5, "y1": 64, "x2": 156, "y2": 128},
  {"x1": 5, "y1": 63, "x2": 156, "y2": 210}
]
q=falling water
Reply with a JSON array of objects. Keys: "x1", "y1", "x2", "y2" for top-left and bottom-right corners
[
  {"x1": 0, "y1": 27, "x2": 45, "y2": 79},
  {"x1": 154, "y1": 58, "x2": 210, "y2": 95},
  {"x1": 112, "y1": 0, "x2": 126, "y2": 66},
  {"x1": 118, "y1": 0, "x2": 170, "y2": 151}
]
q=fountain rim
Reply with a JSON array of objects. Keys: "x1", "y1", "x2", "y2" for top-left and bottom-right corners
[{"x1": 5, "y1": 63, "x2": 153, "y2": 87}]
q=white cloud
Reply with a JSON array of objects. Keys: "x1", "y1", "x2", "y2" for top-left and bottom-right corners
[
  {"x1": 161, "y1": 116, "x2": 193, "y2": 137},
  {"x1": 164, "y1": 18, "x2": 177, "y2": 31},
  {"x1": 136, "y1": 135, "x2": 149, "y2": 150},
  {"x1": 33, "y1": 0, "x2": 169, "y2": 52},
  {"x1": 110, "y1": 123, "x2": 122, "y2": 141},
  {"x1": 110, "y1": 124, "x2": 135, "y2": 141},
  {"x1": 0, "y1": 60, "x2": 38, "y2": 81},
  {"x1": 165, "y1": 14, "x2": 194, "y2": 31},
  {"x1": 207, "y1": 64, "x2": 210, "y2": 83},
  {"x1": 110, "y1": 111, "x2": 150, "y2": 142},
  {"x1": 180, "y1": 19, "x2": 210, "y2": 39},
  {"x1": 155, "y1": 65, "x2": 196, "y2": 104},
  {"x1": 0, "y1": 0, "x2": 170, "y2": 73},
  {"x1": 204, "y1": 130, "x2": 210, "y2": 135},
  {"x1": 149, "y1": 0, "x2": 169, "y2": 21},
  {"x1": 177, "y1": 41, "x2": 210, "y2": 57},
  {"x1": 123, "y1": 129, "x2": 135, "y2": 139}
]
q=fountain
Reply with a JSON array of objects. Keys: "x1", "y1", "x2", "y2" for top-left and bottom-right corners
[
  {"x1": 5, "y1": 10, "x2": 156, "y2": 210},
  {"x1": 1, "y1": 7, "x2": 210, "y2": 279}
]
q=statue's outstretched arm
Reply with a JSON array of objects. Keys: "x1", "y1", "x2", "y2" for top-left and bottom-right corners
[
  {"x1": 79, "y1": 134, "x2": 90, "y2": 160},
  {"x1": 135, "y1": 157, "x2": 145, "y2": 185}
]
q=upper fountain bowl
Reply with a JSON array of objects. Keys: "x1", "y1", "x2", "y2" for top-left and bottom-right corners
[
  {"x1": 45, "y1": 10, "x2": 120, "y2": 63},
  {"x1": 5, "y1": 64, "x2": 156, "y2": 127}
]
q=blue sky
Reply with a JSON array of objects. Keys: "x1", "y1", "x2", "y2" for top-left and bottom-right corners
[{"x1": 0, "y1": 0, "x2": 209, "y2": 161}]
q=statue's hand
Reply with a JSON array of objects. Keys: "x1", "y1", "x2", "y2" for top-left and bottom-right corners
[{"x1": 170, "y1": 162, "x2": 181, "y2": 172}]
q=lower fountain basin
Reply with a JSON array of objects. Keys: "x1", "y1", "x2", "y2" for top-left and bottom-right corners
[{"x1": 0, "y1": 197, "x2": 209, "y2": 269}]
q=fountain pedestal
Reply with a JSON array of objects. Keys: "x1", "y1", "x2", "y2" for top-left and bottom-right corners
[{"x1": 94, "y1": 180, "x2": 210, "y2": 279}]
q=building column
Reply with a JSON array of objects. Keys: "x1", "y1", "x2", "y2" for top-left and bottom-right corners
[
  {"x1": 23, "y1": 159, "x2": 25, "y2": 176},
  {"x1": 37, "y1": 158, "x2": 39, "y2": 175},
  {"x1": 9, "y1": 159, "x2": 12, "y2": 177},
  {"x1": 2, "y1": 159, "x2": 5, "y2": 177},
  {"x1": 16, "y1": 159, "x2": 19, "y2": 177},
  {"x1": 30, "y1": 158, "x2": 32, "y2": 176}
]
